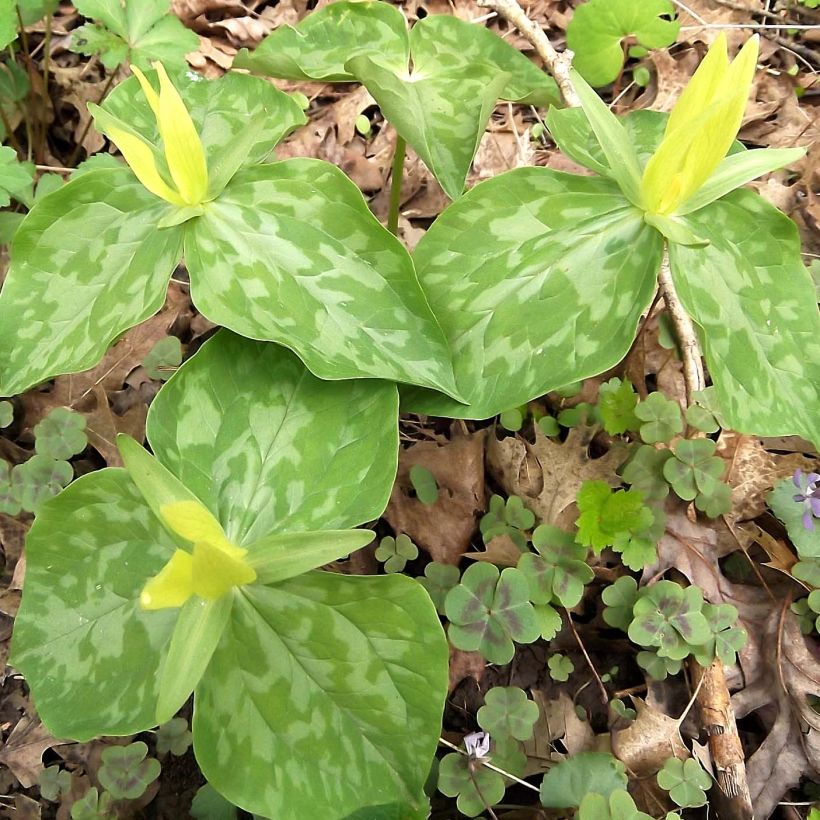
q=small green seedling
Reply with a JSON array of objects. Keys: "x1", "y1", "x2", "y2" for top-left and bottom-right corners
[
  {"x1": 409, "y1": 464, "x2": 439, "y2": 504},
  {"x1": 602, "y1": 576, "x2": 640, "y2": 631},
  {"x1": 477, "y1": 686, "x2": 539, "y2": 742},
  {"x1": 375, "y1": 533, "x2": 418, "y2": 573},
  {"x1": 480, "y1": 494, "x2": 535, "y2": 550},
  {"x1": 598, "y1": 377, "x2": 639, "y2": 435},
  {"x1": 98, "y1": 741, "x2": 160, "y2": 800},
  {"x1": 578, "y1": 789, "x2": 653, "y2": 820},
  {"x1": 548, "y1": 653, "x2": 574, "y2": 682},
  {"x1": 637, "y1": 649, "x2": 683, "y2": 681},
  {"x1": 155, "y1": 717, "x2": 192, "y2": 757},
  {"x1": 657, "y1": 757, "x2": 711, "y2": 808},
  {"x1": 70, "y1": 787, "x2": 114, "y2": 820},
  {"x1": 38, "y1": 765, "x2": 71, "y2": 802},
  {"x1": 610, "y1": 699, "x2": 636, "y2": 721},
  {"x1": 144, "y1": 336, "x2": 182, "y2": 381},
  {"x1": 635, "y1": 392, "x2": 683, "y2": 444},
  {"x1": 418, "y1": 561, "x2": 460, "y2": 614},
  {"x1": 354, "y1": 113, "x2": 372, "y2": 137}
]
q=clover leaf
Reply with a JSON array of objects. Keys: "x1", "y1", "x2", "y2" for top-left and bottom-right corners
[
  {"x1": 156, "y1": 717, "x2": 192, "y2": 757},
  {"x1": 539, "y1": 752, "x2": 628, "y2": 808},
  {"x1": 34, "y1": 407, "x2": 87, "y2": 460},
  {"x1": 70, "y1": 0, "x2": 199, "y2": 70},
  {"x1": 445, "y1": 563, "x2": 540, "y2": 664},
  {"x1": 576, "y1": 481, "x2": 654, "y2": 554},
  {"x1": 437, "y1": 752, "x2": 505, "y2": 818},
  {"x1": 70, "y1": 787, "x2": 114, "y2": 820},
  {"x1": 558, "y1": 402, "x2": 601, "y2": 429},
  {"x1": 409, "y1": 465, "x2": 439, "y2": 505},
  {"x1": 657, "y1": 757, "x2": 711, "y2": 808},
  {"x1": 610, "y1": 699, "x2": 636, "y2": 721},
  {"x1": 518, "y1": 524, "x2": 593, "y2": 607},
  {"x1": 39, "y1": 765, "x2": 71, "y2": 802},
  {"x1": 691, "y1": 603, "x2": 747, "y2": 666},
  {"x1": 419, "y1": 562, "x2": 460, "y2": 614},
  {"x1": 477, "y1": 686, "x2": 539, "y2": 742},
  {"x1": 635, "y1": 392, "x2": 683, "y2": 444},
  {"x1": 144, "y1": 336, "x2": 182, "y2": 381},
  {"x1": 567, "y1": 0, "x2": 679, "y2": 86},
  {"x1": 548, "y1": 653, "x2": 574, "y2": 682},
  {"x1": 602, "y1": 576, "x2": 640, "y2": 631},
  {"x1": 98, "y1": 741, "x2": 160, "y2": 800},
  {"x1": 578, "y1": 789, "x2": 654, "y2": 820},
  {"x1": 637, "y1": 649, "x2": 683, "y2": 681},
  {"x1": 628, "y1": 581, "x2": 711, "y2": 659},
  {"x1": 663, "y1": 438, "x2": 726, "y2": 502},
  {"x1": 375, "y1": 534, "x2": 419, "y2": 574},
  {"x1": 12, "y1": 455, "x2": 73, "y2": 513},
  {"x1": 598, "y1": 377, "x2": 639, "y2": 435},
  {"x1": 694, "y1": 481, "x2": 732, "y2": 518},
  {"x1": 685, "y1": 404, "x2": 719, "y2": 434},
  {"x1": 792, "y1": 597, "x2": 816, "y2": 635},
  {"x1": 480, "y1": 494, "x2": 535, "y2": 550},
  {"x1": 621, "y1": 444, "x2": 672, "y2": 501}
]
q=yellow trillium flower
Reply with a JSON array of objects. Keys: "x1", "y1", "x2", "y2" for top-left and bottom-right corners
[
  {"x1": 641, "y1": 33, "x2": 759, "y2": 215},
  {"x1": 103, "y1": 62, "x2": 208, "y2": 207},
  {"x1": 141, "y1": 500, "x2": 257, "y2": 610}
]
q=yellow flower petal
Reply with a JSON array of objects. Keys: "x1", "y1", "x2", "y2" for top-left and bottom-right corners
[
  {"x1": 130, "y1": 65, "x2": 160, "y2": 120},
  {"x1": 141, "y1": 549, "x2": 194, "y2": 610},
  {"x1": 191, "y1": 540, "x2": 257, "y2": 601},
  {"x1": 159, "y1": 500, "x2": 245, "y2": 558},
  {"x1": 105, "y1": 125, "x2": 186, "y2": 206},
  {"x1": 153, "y1": 62, "x2": 208, "y2": 205}
]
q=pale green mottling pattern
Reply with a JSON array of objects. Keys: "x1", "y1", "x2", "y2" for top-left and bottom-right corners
[
  {"x1": 670, "y1": 191, "x2": 820, "y2": 447},
  {"x1": 347, "y1": 56, "x2": 508, "y2": 201},
  {"x1": 0, "y1": 168, "x2": 183, "y2": 397},
  {"x1": 234, "y1": 0, "x2": 410, "y2": 81},
  {"x1": 10, "y1": 469, "x2": 176, "y2": 740},
  {"x1": 99, "y1": 69, "x2": 306, "y2": 197},
  {"x1": 403, "y1": 168, "x2": 662, "y2": 418},
  {"x1": 185, "y1": 162, "x2": 460, "y2": 397},
  {"x1": 146, "y1": 332, "x2": 399, "y2": 543},
  {"x1": 194, "y1": 572, "x2": 448, "y2": 820}
]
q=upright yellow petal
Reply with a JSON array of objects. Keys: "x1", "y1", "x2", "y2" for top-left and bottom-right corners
[
  {"x1": 131, "y1": 65, "x2": 161, "y2": 120},
  {"x1": 105, "y1": 125, "x2": 186, "y2": 206},
  {"x1": 141, "y1": 549, "x2": 194, "y2": 610},
  {"x1": 666, "y1": 32, "x2": 729, "y2": 135},
  {"x1": 153, "y1": 63, "x2": 208, "y2": 205},
  {"x1": 191, "y1": 541, "x2": 257, "y2": 601},
  {"x1": 159, "y1": 500, "x2": 244, "y2": 557}
]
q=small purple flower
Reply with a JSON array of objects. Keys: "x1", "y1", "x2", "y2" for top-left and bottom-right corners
[
  {"x1": 464, "y1": 731, "x2": 491, "y2": 759},
  {"x1": 793, "y1": 469, "x2": 820, "y2": 531}
]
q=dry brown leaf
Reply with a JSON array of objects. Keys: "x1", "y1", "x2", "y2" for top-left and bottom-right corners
[
  {"x1": 81, "y1": 386, "x2": 148, "y2": 467},
  {"x1": 611, "y1": 697, "x2": 688, "y2": 778},
  {"x1": 487, "y1": 425, "x2": 625, "y2": 531},
  {"x1": 468, "y1": 535, "x2": 522, "y2": 568},
  {"x1": 448, "y1": 646, "x2": 485, "y2": 694},
  {"x1": 384, "y1": 430, "x2": 486, "y2": 564},
  {"x1": 0, "y1": 717, "x2": 66, "y2": 788}
]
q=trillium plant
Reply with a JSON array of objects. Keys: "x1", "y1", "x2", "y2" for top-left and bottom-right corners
[{"x1": 2, "y1": 1, "x2": 818, "y2": 818}]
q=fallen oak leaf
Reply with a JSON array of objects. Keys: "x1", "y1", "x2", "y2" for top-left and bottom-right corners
[{"x1": 0, "y1": 716, "x2": 67, "y2": 788}]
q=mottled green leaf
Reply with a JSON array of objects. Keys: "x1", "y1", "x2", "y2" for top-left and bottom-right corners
[
  {"x1": 539, "y1": 752, "x2": 627, "y2": 808},
  {"x1": 566, "y1": 0, "x2": 679, "y2": 87},
  {"x1": 0, "y1": 168, "x2": 183, "y2": 396},
  {"x1": 195, "y1": 573, "x2": 447, "y2": 819},
  {"x1": 185, "y1": 162, "x2": 460, "y2": 396},
  {"x1": 71, "y1": 0, "x2": 199, "y2": 69},
  {"x1": 403, "y1": 169, "x2": 661, "y2": 418},
  {"x1": 669, "y1": 191, "x2": 820, "y2": 447},
  {"x1": 146, "y1": 332, "x2": 400, "y2": 542},
  {"x1": 11, "y1": 469, "x2": 177, "y2": 740}
]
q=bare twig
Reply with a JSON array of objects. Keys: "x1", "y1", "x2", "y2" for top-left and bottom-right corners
[
  {"x1": 475, "y1": 0, "x2": 580, "y2": 107},
  {"x1": 564, "y1": 607, "x2": 609, "y2": 705}
]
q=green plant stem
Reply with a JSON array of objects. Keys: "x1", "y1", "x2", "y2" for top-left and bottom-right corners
[
  {"x1": 39, "y1": 12, "x2": 52, "y2": 162},
  {"x1": 387, "y1": 133, "x2": 406, "y2": 236},
  {"x1": 0, "y1": 106, "x2": 24, "y2": 155}
]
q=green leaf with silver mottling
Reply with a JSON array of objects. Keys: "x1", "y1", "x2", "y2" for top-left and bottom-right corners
[
  {"x1": 99, "y1": 69, "x2": 306, "y2": 199},
  {"x1": 669, "y1": 191, "x2": 820, "y2": 447},
  {"x1": 156, "y1": 595, "x2": 232, "y2": 724},
  {"x1": 146, "y1": 331, "x2": 399, "y2": 543},
  {"x1": 194, "y1": 572, "x2": 448, "y2": 819},
  {"x1": 0, "y1": 168, "x2": 183, "y2": 397},
  {"x1": 347, "y1": 54, "x2": 508, "y2": 200},
  {"x1": 71, "y1": 0, "x2": 199, "y2": 70},
  {"x1": 234, "y1": 0, "x2": 409, "y2": 81},
  {"x1": 402, "y1": 168, "x2": 661, "y2": 418},
  {"x1": 10, "y1": 469, "x2": 177, "y2": 740},
  {"x1": 185, "y1": 163, "x2": 460, "y2": 397}
]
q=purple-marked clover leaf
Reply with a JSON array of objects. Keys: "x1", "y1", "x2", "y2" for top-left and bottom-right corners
[
  {"x1": 628, "y1": 581, "x2": 711, "y2": 660},
  {"x1": 70, "y1": 787, "x2": 114, "y2": 820},
  {"x1": 598, "y1": 377, "x2": 639, "y2": 435},
  {"x1": 691, "y1": 603, "x2": 746, "y2": 666},
  {"x1": 540, "y1": 751, "x2": 627, "y2": 808},
  {"x1": 602, "y1": 576, "x2": 639, "y2": 631},
  {"x1": 418, "y1": 562, "x2": 460, "y2": 615},
  {"x1": 33, "y1": 407, "x2": 87, "y2": 460},
  {"x1": 12, "y1": 455, "x2": 73, "y2": 513},
  {"x1": 621, "y1": 444, "x2": 673, "y2": 501},
  {"x1": 409, "y1": 464, "x2": 439, "y2": 505},
  {"x1": 578, "y1": 789, "x2": 654, "y2": 820},
  {"x1": 480, "y1": 494, "x2": 535, "y2": 551},
  {"x1": 637, "y1": 649, "x2": 683, "y2": 681},
  {"x1": 518, "y1": 524, "x2": 593, "y2": 607},
  {"x1": 663, "y1": 438, "x2": 726, "y2": 502},
  {"x1": 437, "y1": 751, "x2": 505, "y2": 818},
  {"x1": 657, "y1": 757, "x2": 711, "y2": 808},
  {"x1": 97, "y1": 741, "x2": 160, "y2": 800},
  {"x1": 155, "y1": 717, "x2": 192, "y2": 757},
  {"x1": 548, "y1": 653, "x2": 574, "y2": 682},
  {"x1": 576, "y1": 481, "x2": 654, "y2": 554},
  {"x1": 635, "y1": 392, "x2": 683, "y2": 444},
  {"x1": 477, "y1": 686, "x2": 539, "y2": 742},
  {"x1": 375, "y1": 534, "x2": 419, "y2": 574},
  {"x1": 445, "y1": 562, "x2": 540, "y2": 665}
]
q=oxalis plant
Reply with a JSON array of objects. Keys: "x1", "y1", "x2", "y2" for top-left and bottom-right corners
[{"x1": 11, "y1": 331, "x2": 449, "y2": 819}]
